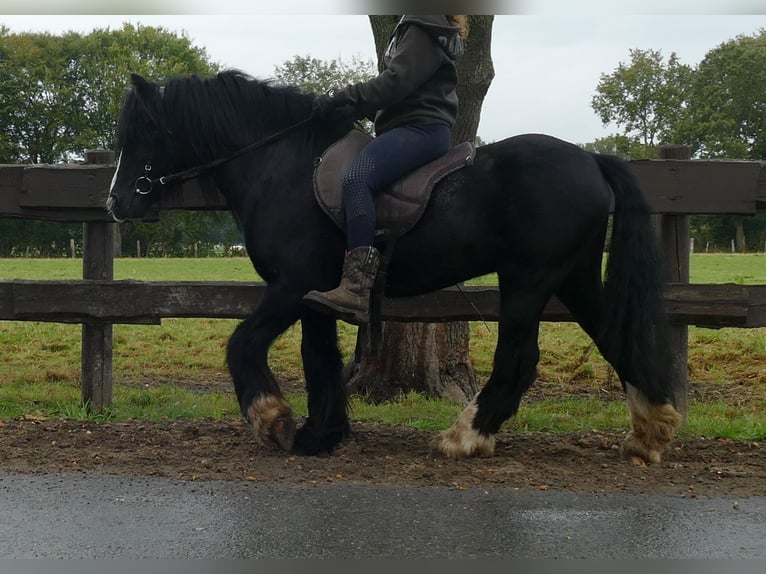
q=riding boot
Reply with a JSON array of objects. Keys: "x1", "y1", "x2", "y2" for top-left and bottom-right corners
[{"x1": 303, "y1": 246, "x2": 382, "y2": 324}]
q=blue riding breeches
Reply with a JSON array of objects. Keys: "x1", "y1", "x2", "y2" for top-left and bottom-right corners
[{"x1": 342, "y1": 122, "x2": 451, "y2": 249}]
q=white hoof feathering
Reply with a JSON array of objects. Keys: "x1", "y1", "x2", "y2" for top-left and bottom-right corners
[
  {"x1": 432, "y1": 398, "x2": 495, "y2": 459},
  {"x1": 623, "y1": 383, "x2": 683, "y2": 465},
  {"x1": 246, "y1": 394, "x2": 296, "y2": 451}
]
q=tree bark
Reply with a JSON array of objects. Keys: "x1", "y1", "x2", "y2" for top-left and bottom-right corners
[
  {"x1": 347, "y1": 16, "x2": 495, "y2": 402},
  {"x1": 453, "y1": 17, "x2": 495, "y2": 143}
]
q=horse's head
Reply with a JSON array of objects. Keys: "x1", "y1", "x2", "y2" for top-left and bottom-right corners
[{"x1": 107, "y1": 74, "x2": 177, "y2": 222}]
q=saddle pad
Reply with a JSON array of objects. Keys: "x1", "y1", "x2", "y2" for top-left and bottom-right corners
[{"x1": 313, "y1": 128, "x2": 475, "y2": 239}]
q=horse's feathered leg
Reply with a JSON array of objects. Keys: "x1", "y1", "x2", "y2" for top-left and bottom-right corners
[
  {"x1": 556, "y1": 239, "x2": 669, "y2": 462},
  {"x1": 226, "y1": 286, "x2": 301, "y2": 451},
  {"x1": 593, "y1": 154, "x2": 683, "y2": 464},
  {"x1": 559, "y1": 261, "x2": 682, "y2": 465},
  {"x1": 431, "y1": 267, "x2": 550, "y2": 458},
  {"x1": 293, "y1": 309, "x2": 350, "y2": 455}
]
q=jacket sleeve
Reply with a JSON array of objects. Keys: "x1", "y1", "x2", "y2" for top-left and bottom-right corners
[{"x1": 334, "y1": 24, "x2": 443, "y2": 116}]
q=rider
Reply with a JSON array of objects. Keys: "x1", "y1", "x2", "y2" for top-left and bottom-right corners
[{"x1": 303, "y1": 14, "x2": 468, "y2": 323}]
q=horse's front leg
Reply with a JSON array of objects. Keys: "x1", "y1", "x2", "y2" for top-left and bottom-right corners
[
  {"x1": 293, "y1": 309, "x2": 350, "y2": 455},
  {"x1": 227, "y1": 287, "x2": 301, "y2": 451}
]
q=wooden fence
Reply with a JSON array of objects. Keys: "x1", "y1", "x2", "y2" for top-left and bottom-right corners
[{"x1": 1, "y1": 148, "x2": 766, "y2": 411}]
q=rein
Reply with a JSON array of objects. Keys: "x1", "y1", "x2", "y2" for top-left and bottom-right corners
[{"x1": 134, "y1": 116, "x2": 313, "y2": 195}]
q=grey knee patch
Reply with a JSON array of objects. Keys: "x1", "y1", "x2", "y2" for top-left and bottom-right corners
[{"x1": 342, "y1": 153, "x2": 375, "y2": 220}]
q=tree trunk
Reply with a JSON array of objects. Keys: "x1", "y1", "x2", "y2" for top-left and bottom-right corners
[
  {"x1": 368, "y1": 16, "x2": 400, "y2": 73},
  {"x1": 347, "y1": 16, "x2": 495, "y2": 402},
  {"x1": 348, "y1": 321, "x2": 478, "y2": 403},
  {"x1": 453, "y1": 17, "x2": 495, "y2": 143}
]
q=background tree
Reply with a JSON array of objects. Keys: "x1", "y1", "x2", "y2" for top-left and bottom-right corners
[
  {"x1": 273, "y1": 54, "x2": 377, "y2": 133},
  {"x1": 347, "y1": 16, "x2": 495, "y2": 401},
  {"x1": 680, "y1": 30, "x2": 766, "y2": 160},
  {"x1": 119, "y1": 211, "x2": 242, "y2": 257},
  {"x1": 0, "y1": 27, "x2": 93, "y2": 254},
  {"x1": 590, "y1": 40, "x2": 766, "y2": 251},
  {"x1": 0, "y1": 24, "x2": 217, "y2": 163},
  {"x1": 0, "y1": 24, "x2": 243, "y2": 257},
  {"x1": 676, "y1": 30, "x2": 766, "y2": 252},
  {"x1": 273, "y1": 54, "x2": 376, "y2": 94},
  {"x1": 73, "y1": 23, "x2": 218, "y2": 153},
  {"x1": 591, "y1": 48, "x2": 692, "y2": 150},
  {"x1": 582, "y1": 134, "x2": 657, "y2": 160},
  {"x1": 0, "y1": 29, "x2": 83, "y2": 163},
  {"x1": 80, "y1": 24, "x2": 225, "y2": 257}
]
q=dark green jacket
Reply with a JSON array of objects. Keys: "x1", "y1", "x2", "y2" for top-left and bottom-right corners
[{"x1": 335, "y1": 15, "x2": 462, "y2": 134}]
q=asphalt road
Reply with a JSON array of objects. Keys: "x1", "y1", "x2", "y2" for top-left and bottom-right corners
[{"x1": 1, "y1": 472, "x2": 763, "y2": 558}]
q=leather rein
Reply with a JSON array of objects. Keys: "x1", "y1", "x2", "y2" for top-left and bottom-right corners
[{"x1": 133, "y1": 117, "x2": 313, "y2": 196}]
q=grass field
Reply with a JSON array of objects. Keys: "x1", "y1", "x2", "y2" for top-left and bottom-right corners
[
  {"x1": 1, "y1": 252, "x2": 763, "y2": 283},
  {"x1": 0, "y1": 254, "x2": 764, "y2": 438}
]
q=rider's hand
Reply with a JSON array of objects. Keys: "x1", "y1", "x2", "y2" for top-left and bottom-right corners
[{"x1": 312, "y1": 92, "x2": 345, "y2": 119}]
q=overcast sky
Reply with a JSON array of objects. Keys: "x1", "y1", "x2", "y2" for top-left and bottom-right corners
[{"x1": 3, "y1": 2, "x2": 766, "y2": 144}]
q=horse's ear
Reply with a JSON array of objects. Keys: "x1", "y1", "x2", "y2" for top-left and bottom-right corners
[{"x1": 130, "y1": 73, "x2": 153, "y2": 99}]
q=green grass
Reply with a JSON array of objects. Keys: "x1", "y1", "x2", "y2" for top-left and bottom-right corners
[
  {"x1": 3, "y1": 379, "x2": 762, "y2": 440},
  {"x1": 3, "y1": 253, "x2": 764, "y2": 283},
  {"x1": 690, "y1": 253, "x2": 766, "y2": 284},
  {"x1": 0, "y1": 256, "x2": 259, "y2": 282},
  {"x1": 0, "y1": 379, "x2": 240, "y2": 421},
  {"x1": 1, "y1": 254, "x2": 765, "y2": 439}
]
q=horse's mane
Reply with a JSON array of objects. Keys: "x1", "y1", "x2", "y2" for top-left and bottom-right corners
[{"x1": 117, "y1": 69, "x2": 318, "y2": 162}]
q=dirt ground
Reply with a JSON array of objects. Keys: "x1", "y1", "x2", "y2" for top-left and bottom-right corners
[
  {"x1": 1, "y1": 411, "x2": 764, "y2": 498},
  {"x1": 1, "y1": 371, "x2": 765, "y2": 497}
]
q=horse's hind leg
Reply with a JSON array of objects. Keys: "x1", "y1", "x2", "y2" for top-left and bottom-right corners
[
  {"x1": 555, "y1": 246, "x2": 682, "y2": 464},
  {"x1": 227, "y1": 287, "x2": 301, "y2": 451},
  {"x1": 432, "y1": 270, "x2": 549, "y2": 458},
  {"x1": 293, "y1": 309, "x2": 350, "y2": 455}
]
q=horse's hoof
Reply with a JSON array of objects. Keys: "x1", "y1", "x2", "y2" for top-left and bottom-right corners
[
  {"x1": 246, "y1": 394, "x2": 295, "y2": 451},
  {"x1": 430, "y1": 428, "x2": 495, "y2": 459},
  {"x1": 621, "y1": 432, "x2": 662, "y2": 465},
  {"x1": 623, "y1": 384, "x2": 683, "y2": 465},
  {"x1": 292, "y1": 419, "x2": 350, "y2": 456},
  {"x1": 269, "y1": 415, "x2": 297, "y2": 452},
  {"x1": 431, "y1": 398, "x2": 496, "y2": 459}
]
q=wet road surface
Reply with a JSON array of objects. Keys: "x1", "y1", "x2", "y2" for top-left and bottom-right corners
[{"x1": 1, "y1": 472, "x2": 763, "y2": 558}]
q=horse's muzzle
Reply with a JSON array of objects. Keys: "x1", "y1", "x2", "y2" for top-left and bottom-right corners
[{"x1": 105, "y1": 195, "x2": 127, "y2": 223}]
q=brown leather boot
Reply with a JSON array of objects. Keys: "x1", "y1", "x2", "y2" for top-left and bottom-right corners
[{"x1": 303, "y1": 246, "x2": 382, "y2": 324}]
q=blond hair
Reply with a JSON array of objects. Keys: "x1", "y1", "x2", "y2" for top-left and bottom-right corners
[{"x1": 449, "y1": 15, "x2": 469, "y2": 39}]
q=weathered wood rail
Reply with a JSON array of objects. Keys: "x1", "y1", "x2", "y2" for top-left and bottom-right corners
[
  {"x1": 0, "y1": 280, "x2": 764, "y2": 328},
  {"x1": 1, "y1": 148, "x2": 765, "y2": 410}
]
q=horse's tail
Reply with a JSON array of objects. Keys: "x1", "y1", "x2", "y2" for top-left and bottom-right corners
[{"x1": 593, "y1": 154, "x2": 678, "y2": 406}]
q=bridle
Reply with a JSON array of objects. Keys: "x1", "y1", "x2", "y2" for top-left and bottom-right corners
[
  {"x1": 134, "y1": 163, "x2": 159, "y2": 195},
  {"x1": 131, "y1": 116, "x2": 313, "y2": 196}
]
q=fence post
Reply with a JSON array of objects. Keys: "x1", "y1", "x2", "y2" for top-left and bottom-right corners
[
  {"x1": 81, "y1": 149, "x2": 115, "y2": 412},
  {"x1": 658, "y1": 145, "x2": 690, "y2": 417}
]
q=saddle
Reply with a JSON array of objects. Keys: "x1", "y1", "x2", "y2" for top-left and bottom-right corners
[{"x1": 313, "y1": 128, "x2": 476, "y2": 240}]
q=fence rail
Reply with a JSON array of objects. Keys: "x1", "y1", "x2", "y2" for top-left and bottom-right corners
[
  {"x1": 2, "y1": 154, "x2": 765, "y2": 222},
  {"x1": 0, "y1": 280, "x2": 764, "y2": 328},
  {"x1": 1, "y1": 148, "x2": 765, "y2": 411}
]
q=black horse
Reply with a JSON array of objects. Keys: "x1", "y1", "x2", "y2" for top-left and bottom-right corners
[{"x1": 107, "y1": 70, "x2": 683, "y2": 464}]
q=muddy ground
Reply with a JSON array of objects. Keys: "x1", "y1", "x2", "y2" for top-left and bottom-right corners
[
  {"x1": 1, "y1": 412, "x2": 764, "y2": 498},
  {"x1": 1, "y1": 373, "x2": 765, "y2": 497}
]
